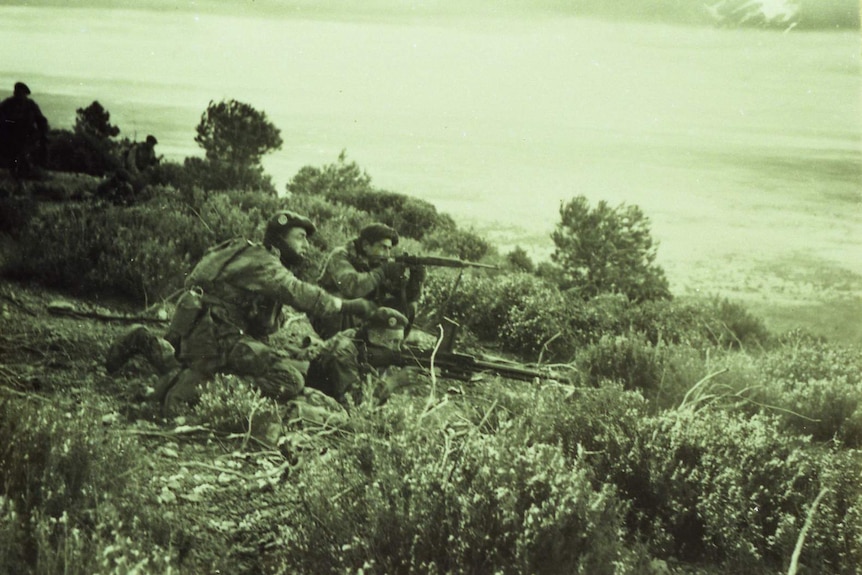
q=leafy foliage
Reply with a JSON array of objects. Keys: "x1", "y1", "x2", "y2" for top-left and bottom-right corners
[
  {"x1": 280, "y1": 400, "x2": 646, "y2": 575},
  {"x1": 550, "y1": 196, "x2": 670, "y2": 301},
  {"x1": 4, "y1": 124, "x2": 861, "y2": 575},
  {"x1": 191, "y1": 99, "x2": 282, "y2": 193},
  {"x1": 0, "y1": 394, "x2": 175, "y2": 575},
  {"x1": 289, "y1": 151, "x2": 455, "y2": 240},
  {"x1": 195, "y1": 99, "x2": 282, "y2": 168},
  {"x1": 73, "y1": 101, "x2": 120, "y2": 140}
]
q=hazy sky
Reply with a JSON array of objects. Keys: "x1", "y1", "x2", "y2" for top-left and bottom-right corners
[{"x1": 8, "y1": 0, "x2": 861, "y2": 29}]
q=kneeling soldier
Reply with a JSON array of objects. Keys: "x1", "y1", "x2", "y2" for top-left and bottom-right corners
[{"x1": 106, "y1": 210, "x2": 376, "y2": 416}]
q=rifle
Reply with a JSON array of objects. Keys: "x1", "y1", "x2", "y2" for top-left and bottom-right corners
[
  {"x1": 392, "y1": 254, "x2": 497, "y2": 270},
  {"x1": 383, "y1": 344, "x2": 573, "y2": 384}
]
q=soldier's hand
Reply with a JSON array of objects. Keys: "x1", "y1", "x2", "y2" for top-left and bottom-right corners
[
  {"x1": 409, "y1": 263, "x2": 426, "y2": 282},
  {"x1": 341, "y1": 298, "x2": 377, "y2": 319},
  {"x1": 378, "y1": 259, "x2": 406, "y2": 282}
]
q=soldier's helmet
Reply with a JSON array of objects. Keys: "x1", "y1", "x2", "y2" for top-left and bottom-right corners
[
  {"x1": 263, "y1": 210, "x2": 316, "y2": 248},
  {"x1": 145, "y1": 135, "x2": 158, "y2": 146}
]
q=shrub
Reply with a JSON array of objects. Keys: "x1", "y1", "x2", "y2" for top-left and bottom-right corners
[
  {"x1": 753, "y1": 334, "x2": 862, "y2": 445},
  {"x1": 0, "y1": 395, "x2": 175, "y2": 574},
  {"x1": 9, "y1": 196, "x2": 206, "y2": 303},
  {"x1": 705, "y1": 297, "x2": 771, "y2": 350},
  {"x1": 193, "y1": 375, "x2": 281, "y2": 437},
  {"x1": 288, "y1": 152, "x2": 454, "y2": 240},
  {"x1": 420, "y1": 226, "x2": 493, "y2": 261},
  {"x1": 609, "y1": 408, "x2": 862, "y2": 572},
  {"x1": 422, "y1": 271, "x2": 573, "y2": 358},
  {"x1": 45, "y1": 128, "x2": 122, "y2": 177},
  {"x1": 278, "y1": 401, "x2": 645, "y2": 574},
  {"x1": 575, "y1": 334, "x2": 667, "y2": 394},
  {"x1": 506, "y1": 245, "x2": 535, "y2": 273},
  {"x1": 626, "y1": 298, "x2": 715, "y2": 347}
]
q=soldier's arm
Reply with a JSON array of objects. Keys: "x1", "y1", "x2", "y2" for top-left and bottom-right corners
[
  {"x1": 228, "y1": 248, "x2": 343, "y2": 317},
  {"x1": 31, "y1": 102, "x2": 48, "y2": 135},
  {"x1": 327, "y1": 249, "x2": 384, "y2": 298}
]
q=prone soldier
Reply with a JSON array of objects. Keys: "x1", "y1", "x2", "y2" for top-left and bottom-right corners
[{"x1": 306, "y1": 307, "x2": 418, "y2": 408}]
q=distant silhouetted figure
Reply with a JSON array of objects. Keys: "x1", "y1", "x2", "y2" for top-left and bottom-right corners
[
  {"x1": 124, "y1": 134, "x2": 160, "y2": 175},
  {"x1": 0, "y1": 82, "x2": 49, "y2": 178}
]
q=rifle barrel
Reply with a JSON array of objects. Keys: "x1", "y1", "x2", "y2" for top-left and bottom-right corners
[{"x1": 393, "y1": 255, "x2": 497, "y2": 270}]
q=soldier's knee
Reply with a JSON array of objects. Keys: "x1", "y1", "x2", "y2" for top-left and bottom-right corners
[{"x1": 257, "y1": 362, "x2": 304, "y2": 403}]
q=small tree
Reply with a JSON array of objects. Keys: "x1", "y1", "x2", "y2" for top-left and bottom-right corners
[
  {"x1": 506, "y1": 246, "x2": 535, "y2": 273},
  {"x1": 74, "y1": 101, "x2": 120, "y2": 140},
  {"x1": 194, "y1": 99, "x2": 282, "y2": 168},
  {"x1": 550, "y1": 195, "x2": 670, "y2": 301}
]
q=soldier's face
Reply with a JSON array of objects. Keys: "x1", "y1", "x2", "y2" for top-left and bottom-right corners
[
  {"x1": 282, "y1": 227, "x2": 309, "y2": 257},
  {"x1": 367, "y1": 328, "x2": 404, "y2": 351},
  {"x1": 364, "y1": 238, "x2": 393, "y2": 260}
]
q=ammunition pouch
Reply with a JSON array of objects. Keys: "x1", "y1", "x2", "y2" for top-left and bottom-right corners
[{"x1": 166, "y1": 289, "x2": 205, "y2": 347}]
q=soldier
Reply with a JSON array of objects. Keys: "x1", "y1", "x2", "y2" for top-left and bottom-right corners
[
  {"x1": 312, "y1": 223, "x2": 426, "y2": 339},
  {"x1": 306, "y1": 307, "x2": 417, "y2": 408},
  {"x1": 124, "y1": 134, "x2": 160, "y2": 176},
  {"x1": 0, "y1": 82, "x2": 49, "y2": 178},
  {"x1": 106, "y1": 210, "x2": 377, "y2": 416}
]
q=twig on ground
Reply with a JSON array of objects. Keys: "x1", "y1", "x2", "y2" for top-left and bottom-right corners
[
  {"x1": 536, "y1": 331, "x2": 562, "y2": 366},
  {"x1": 0, "y1": 384, "x2": 52, "y2": 402},
  {"x1": 421, "y1": 323, "x2": 445, "y2": 414},
  {"x1": 1, "y1": 293, "x2": 38, "y2": 316}
]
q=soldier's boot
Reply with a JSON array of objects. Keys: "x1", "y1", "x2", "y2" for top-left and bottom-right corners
[
  {"x1": 106, "y1": 324, "x2": 177, "y2": 375},
  {"x1": 162, "y1": 368, "x2": 208, "y2": 419}
]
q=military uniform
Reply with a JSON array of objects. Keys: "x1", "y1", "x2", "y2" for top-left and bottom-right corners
[
  {"x1": 161, "y1": 238, "x2": 344, "y2": 414},
  {"x1": 306, "y1": 308, "x2": 410, "y2": 408},
  {"x1": 313, "y1": 240, "x2": 424, "y2": 339},
  {"x1": 0, "y1": 82, "x2": 48, "y2": 178}
]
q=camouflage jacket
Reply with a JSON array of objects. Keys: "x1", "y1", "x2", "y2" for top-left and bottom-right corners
[
  {"x1": 318, "y1": 240, "x2": 423, "y2": 305},
  {"x1": 184, "y1": 238, "x2": 342, "y2": 340}
]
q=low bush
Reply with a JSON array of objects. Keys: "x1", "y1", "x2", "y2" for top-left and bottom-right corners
[
  {"x1": 194, "y1": 375, "x2": 281, "y2": 437},
  {"x1": 574, "y1": 334, "x2": 667, "y2": 394},
  {"x1": 751, "y1": 333, "x2": 862, "y2": 446},
  {"x1": 288, "y1": 152, "x2": 455, "y2": 240},
  {"x1": 8, "y1": 194, "x2": 207, "y2": 303},
  {"x1": 0, "y1": 395, "x2": 175, "y2": 575},
  {"x1": 45, "y1": 128, "x2": 122, "y2": 177},
  {"x1": 278, "y1": 400, "x2": 649, "y2": 574},
  {"x1": 422, "y1": 271, "x2": 576, "y2": 359},
  {"x1": 420, "y1": 225, "x2": 493, "y2": 261},
  {"x1": 623, "y1": 409, "x2": 862, "y2": 572}
]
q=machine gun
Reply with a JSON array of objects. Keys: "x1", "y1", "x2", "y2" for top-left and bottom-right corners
[
  {"x1": 392, "y1": 254, "x2": 497, "y2": 270},
  {"x1": 391, "y1": 345, "x2": 572, "y2": 384}
]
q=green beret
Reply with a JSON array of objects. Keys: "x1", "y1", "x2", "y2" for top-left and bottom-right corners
[
  {"x1": 366, "y1": 307, "x2": 409, "y2": 331},
  {"x1": 268, "y1": 210, "x2": 316, "y2": 236},
  {"x1": 359, "y1": 223, "x2": 399, "y2": 247}
]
